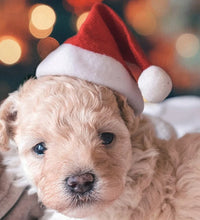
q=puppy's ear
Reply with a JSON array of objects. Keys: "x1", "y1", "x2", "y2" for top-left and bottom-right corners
[
  {"x1": 114, "y1": 92, "x2": 139, "y2": 131},
  {"x1": 0, "y1": 92, "x2": 18, "y2": 151}
]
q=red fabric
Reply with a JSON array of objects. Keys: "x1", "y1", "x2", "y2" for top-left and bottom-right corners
[{"x1": 65, "y1": 3, "x2": 150, "y2": 81}]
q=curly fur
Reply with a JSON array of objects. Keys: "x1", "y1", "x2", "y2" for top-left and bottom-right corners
[{"x1": 1, "y1": 76, "x2": 200, "y2": 220}]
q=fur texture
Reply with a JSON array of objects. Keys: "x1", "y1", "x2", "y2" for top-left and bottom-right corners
[{"x1": 1, "y1": 76, "x2": 200, "y2": 220}]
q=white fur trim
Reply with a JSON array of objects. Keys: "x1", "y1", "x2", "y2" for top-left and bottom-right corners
[
  {"x1": 138, "y1": 66, "x2": 172, "y2": 103},
  {"x1": 36, "y1": 44, "x2": 144, "y2": 115}
]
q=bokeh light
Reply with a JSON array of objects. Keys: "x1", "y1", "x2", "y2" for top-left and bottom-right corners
[
  {"x1": 176, "y1": 33, "x2": 200, "y2": 58},
  {"x1": 29, "y1": 21, "x2": 53, "y2": 39},
  {"x1": 30, "y1": 4, "x2": 56, "y2": 30},
  {"x1": 37, "y1": 37, "x2": 59, "y2": 60},
  {"x1": 76, "y1": 12, "x2": 89, "y2": 31},
  {"x1": 0, "y1": 37, "x2": 22, "y2": 65},
  {"x1": 124, "y1": 1, "x2": 157, "y2": 36},
  {"x1": 29, "y1": 4, "x2": 56, "y2": 39}
]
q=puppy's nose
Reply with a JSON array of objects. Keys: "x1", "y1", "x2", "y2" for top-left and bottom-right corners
[{"x1": 66, "y1": 173, "x2": 95, "y2": 194}]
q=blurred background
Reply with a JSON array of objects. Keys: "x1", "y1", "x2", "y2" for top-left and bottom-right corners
[{"x1": 0, "y1": 0, "x2": 200, "y2": 101}]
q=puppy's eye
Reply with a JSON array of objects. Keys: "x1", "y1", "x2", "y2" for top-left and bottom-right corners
[
  {"x1": 32, "y1": 142, "x2": 47, "y2": 155},
  {"x1": 100, "y1": 132, "x2": 115, "y2": 145}
]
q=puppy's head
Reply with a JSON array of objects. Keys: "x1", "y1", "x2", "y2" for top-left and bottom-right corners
[{"x1": 0, "y1": 76, "x2": 135, "y2": 218}]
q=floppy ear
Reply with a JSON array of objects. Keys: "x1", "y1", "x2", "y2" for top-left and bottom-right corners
[
  {"x1": 0, "y1": 92, "x2": 19, "y2": 151},
  {"x1": 114, "y1": 92, "x2": 140, "y2": 132}
]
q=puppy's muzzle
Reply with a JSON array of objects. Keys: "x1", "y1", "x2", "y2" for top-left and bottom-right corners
[{"x1": 66, "y1": 173, "x2": 95, "y2": 194}]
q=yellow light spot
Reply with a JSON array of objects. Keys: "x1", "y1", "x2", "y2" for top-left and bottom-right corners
[
  {"x1": 0, "y1": 38, "x2": 22, "y2": 65},
  {"x1": 176, "y1": 33, "x2": 199, "y2": 58},
  {"x1": 76, "y1": 12, "x2": 89, "y2": 31},
  {"x1": 30, "y1": 4, "x2": 56, "y2": 30},
  {"x1": 29, "y1": 21, "x2": 53, "y2": 39}
]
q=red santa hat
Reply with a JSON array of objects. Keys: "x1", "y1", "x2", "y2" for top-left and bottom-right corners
[{"x1": 36, "y1": 3, "x2": 172, "y2": 115}]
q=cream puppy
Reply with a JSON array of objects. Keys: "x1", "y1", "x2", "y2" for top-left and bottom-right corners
[{"x1": 1, "y1": 76, "x2": 200, "y2": 220}]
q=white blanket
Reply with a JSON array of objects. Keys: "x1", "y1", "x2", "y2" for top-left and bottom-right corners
[{"x1": 144, "y1": 96, "x2": 200, "y2": 138}]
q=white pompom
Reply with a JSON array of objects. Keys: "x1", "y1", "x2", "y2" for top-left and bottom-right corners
[{"x1": 138, "y1": 65, "x2": 172, "y2": 102}]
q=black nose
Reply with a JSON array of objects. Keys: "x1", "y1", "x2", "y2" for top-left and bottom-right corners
[{"x1": 66, "y1": 173, "x2": 95, "y2": 194}]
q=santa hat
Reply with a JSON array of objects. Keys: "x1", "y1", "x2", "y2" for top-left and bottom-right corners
[{"x1": 36, "y1": 3, "x2": 172, "y2": 115}]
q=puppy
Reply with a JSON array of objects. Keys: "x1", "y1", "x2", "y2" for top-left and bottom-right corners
[{"x1": 1, "y1": 76, "x2": 200, "y2": 220}]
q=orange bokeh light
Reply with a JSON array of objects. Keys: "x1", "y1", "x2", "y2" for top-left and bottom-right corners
[
  {"x1": 29, "y1": 4, "x2": 56, "y2": 39},
  {"x1": 29, "y1": 21, "x2": 53, "y2": 39},
  {"x1": 37, "y1": 37, "x2": 59, "y2": 59},
  {"x1": 124, "y1": 1, "x2": 157, "y2": 36}
]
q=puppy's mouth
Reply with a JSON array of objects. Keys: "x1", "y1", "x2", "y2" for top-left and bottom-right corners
[{"x1": 69, "y1": 192, "x2": 99, "y2": 208}]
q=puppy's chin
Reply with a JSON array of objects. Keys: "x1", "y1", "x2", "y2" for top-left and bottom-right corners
[
  {"x1": 60, "y1": 200, "x2": 113, "y2": 218},
  {"x1": 41, "y1": 185, "x2": 124, "y2": 219}
]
